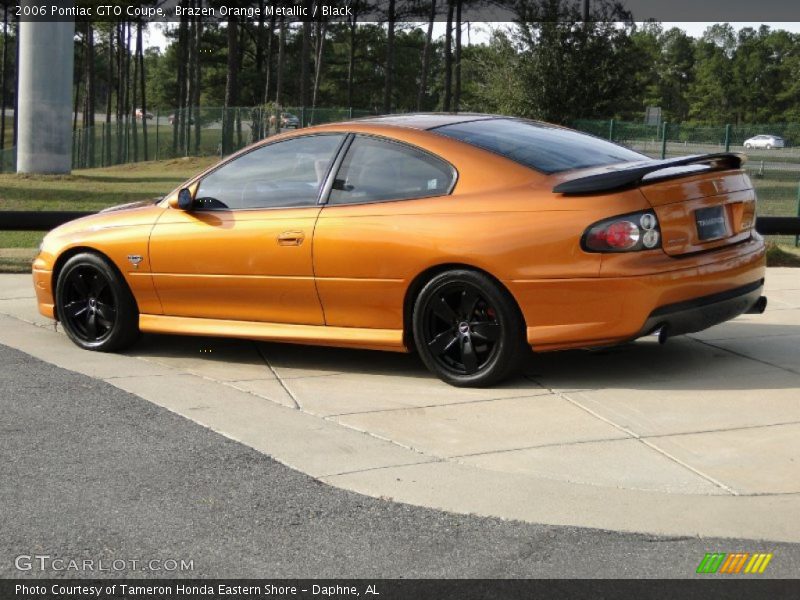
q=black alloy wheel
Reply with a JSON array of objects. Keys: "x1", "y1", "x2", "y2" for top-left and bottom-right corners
[
  {"x1": 56, "y1": 252, "x2": 140, "y2": 352},
  {"x1": 413, "y1": 270, "x2": 527, "y2": 387},
  {"x1": 61, "y1": 265, "x2": 116, "y2": 342}
]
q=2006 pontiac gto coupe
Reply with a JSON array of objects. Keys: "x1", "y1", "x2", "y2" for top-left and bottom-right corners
[{"x1": 33, "y1": 114, "x2": 767, "y2": 386}]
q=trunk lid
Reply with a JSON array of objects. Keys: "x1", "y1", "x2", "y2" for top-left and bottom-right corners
[
  {"x1": 552, "y1": 154, "x2": 756, "y2": 257},
  {"x1": 639, "y1": 167, "x2": 755, "y2": 256}
]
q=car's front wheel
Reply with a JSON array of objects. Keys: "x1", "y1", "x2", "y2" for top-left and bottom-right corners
[
  {"x1": 412, "y1": 270, "x2": 527, "y2": 387},
  {"x1": 744, "y1": 143, "x2": 752, "y2": 149},
  {"x1": 55, "y1": 252, "x2": 139, "y2": 352}
]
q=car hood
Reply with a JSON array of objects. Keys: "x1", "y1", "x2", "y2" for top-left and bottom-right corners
[
  {"x1": 47, "y1": 201, "x2": 166, "y2": 238},
  {"x1": 99, "y1": 198, "x2": 162, "y2": 213}
]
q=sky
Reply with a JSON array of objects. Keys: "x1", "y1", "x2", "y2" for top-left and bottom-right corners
[
  {"x1": 667, "y1": 21, "x2": 800, "y2": 37},
  {"x1": 144, "y1": 21, "x2": 800, "y2": 51}
]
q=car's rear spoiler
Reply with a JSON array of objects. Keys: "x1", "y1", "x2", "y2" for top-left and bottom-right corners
[{"x1": 552, "y1": 153, "x2": 745, "y2": 195}]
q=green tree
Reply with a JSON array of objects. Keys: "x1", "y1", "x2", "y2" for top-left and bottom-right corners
[
  {"x1": 509, "y1": 0, "x2": 640, "y2": 123},
  {"x1": 687, "y1": 24, "x2": 736, "y2": 123}
]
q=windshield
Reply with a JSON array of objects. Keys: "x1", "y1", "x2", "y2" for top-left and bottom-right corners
[{"x1": 433, "y1": 118, "x2": 649, "y2": 174}]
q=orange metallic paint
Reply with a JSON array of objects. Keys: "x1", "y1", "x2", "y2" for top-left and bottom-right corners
[
  {"x1": 33, "y1": 119, "x2": 767, "y2": 354},
  {"x1": 35, "y1": 204, "x2": 166, "y2": 318},
  {"x1": 148, "y1": 206, "x2": 325, "y2": 324}
]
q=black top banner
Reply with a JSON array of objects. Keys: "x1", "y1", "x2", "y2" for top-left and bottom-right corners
[
  {"x1": 3, "y1": 579, "x2": 800, "y2": 600},
  {"x1": 5, "y1": 0, "x2": 800, "y2": 23}
]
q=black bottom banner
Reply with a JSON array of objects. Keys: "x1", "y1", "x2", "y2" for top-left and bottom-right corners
[{"x1": 2, "y1": 579, "x2": 799, "y2": 600}]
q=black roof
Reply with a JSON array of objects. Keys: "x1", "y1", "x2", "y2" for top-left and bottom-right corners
[{"x1": 351, "y1": 113, "x2": 504, "y2": 130}]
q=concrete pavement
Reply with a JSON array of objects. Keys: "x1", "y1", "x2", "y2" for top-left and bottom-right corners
[
  {"x1": 8, "y1": 343, "x2": 800, "y2": 579},
  {"x1": 1, "y1": 270, "x2": 799, "y2": 542}
]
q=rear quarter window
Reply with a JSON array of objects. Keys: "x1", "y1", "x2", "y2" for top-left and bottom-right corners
[
  {"x1": 433, "y1": 118, "x2": 648, "y2": 174},
  {"x1": 328, "y1": 135, "x2": 455, "y2": 205}
]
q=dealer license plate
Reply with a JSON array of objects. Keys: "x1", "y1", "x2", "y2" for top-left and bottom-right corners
[{"x1": 695, "y1": 206, "x2": 728, "y2": 241}]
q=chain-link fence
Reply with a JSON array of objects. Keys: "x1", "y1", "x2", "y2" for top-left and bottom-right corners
[
  {"x1": 2, "y1": 112, "x2": 799, "y2": 236},
  {"x1": 0, "y1": 144, "x2": 15, "y2": 172},
  {"x1": 574, "y1": 119, "x2": 800, "y2": 246},
  {"x1": 0, "y1": 106, "x2": 378, "y2": 174},
  {"x1": 70, "y1": 106, "x2": 377, "y2": 170}
]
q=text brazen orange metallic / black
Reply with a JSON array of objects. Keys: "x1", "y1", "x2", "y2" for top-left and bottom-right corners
[{"x1": 32, "y1": 114, "x2": 767, "y2": 386}]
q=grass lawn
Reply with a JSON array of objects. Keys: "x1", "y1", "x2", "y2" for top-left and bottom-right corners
[
  {"x1": 0, "y1": 157, "x2": 217, "y2": 271},
  {"x1": 748, "y1": 170, "x2": 800, "y2": 215},
  {"x1": 766, "y1": 241, "x2": 800, "y2": 267},
  {"x1": 0, "y1": 156, "x2": 215, "y2": 212}
]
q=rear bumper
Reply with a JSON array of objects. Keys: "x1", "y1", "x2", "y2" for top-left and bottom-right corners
[
  {"x1": 510, "y1": 237, "x2": 767, "y2": 351},
  {"x1": 638, "y1": 279, "x2": 763, "y2": 339}
]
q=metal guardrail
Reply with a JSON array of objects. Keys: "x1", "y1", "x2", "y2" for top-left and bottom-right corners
[
  {"x1": 754, "y1": 216, "x2": 800, "y2": 236},
  {"x1": 1, "y1": 210, "x2": 800, "y2": 235},
  {"x1": 0, "y1": 211, "x2": 96, "y2": 231}
]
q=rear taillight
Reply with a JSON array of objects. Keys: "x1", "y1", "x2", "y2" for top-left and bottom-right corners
[{"x1": 582, "y1": 211, "x2": 661, "y2": 253}]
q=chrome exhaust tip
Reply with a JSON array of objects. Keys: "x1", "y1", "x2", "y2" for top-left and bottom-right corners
[
  {"x1": 745, "y1": 296, "x2": 768, "y2": 314},
  {"x1": 648, "y1": 325, "x2": 669, "y2": 345}
]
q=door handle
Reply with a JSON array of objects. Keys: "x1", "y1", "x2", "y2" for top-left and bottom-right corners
[{"x1": 277, "y1": 231, "x2": 305, "y2": 246}]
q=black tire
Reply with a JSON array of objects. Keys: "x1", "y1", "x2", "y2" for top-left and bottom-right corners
[
  {"x1": 55, "y1": 252, "x2": 140, "y2": 352},
  {"x1": 412, "y1": 270, "x2": 527, "y2": 387}
]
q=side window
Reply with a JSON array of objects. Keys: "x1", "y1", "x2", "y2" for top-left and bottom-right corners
[
  {"x1": 328, "y1": 136, "x2": 455, "y2": 205},
  {"x1": 194, "y1": 134, "x2": 345, "y2": 210}
]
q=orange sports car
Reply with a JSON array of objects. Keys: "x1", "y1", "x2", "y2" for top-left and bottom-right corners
[{"x1": 33, "y1": 114, "x2": 767, "y2": 386}]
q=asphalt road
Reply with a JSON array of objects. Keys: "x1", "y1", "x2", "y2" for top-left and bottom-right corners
[{"x1": 1, "y1": 343, "x2": 798, "y2": 579}]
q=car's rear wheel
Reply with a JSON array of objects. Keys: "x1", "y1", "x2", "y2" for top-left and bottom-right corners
[
  {"x1": 766, "y1": 144, "x2": 773, "y2": 150},
  {"x1": 55, "y1": 252, "x2": 139, "y2": 352},
  {"x1": 744, "y1": 143, "x2": 752, "y2": 149},
  {"x1": 412, "y1": 270, "x2": 527, "y2": 387}
]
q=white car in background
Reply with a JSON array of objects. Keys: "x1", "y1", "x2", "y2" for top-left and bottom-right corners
[
  {"x1": 134, "y1": 108, "x2": 154, "y2": 121},
  {"x1": 743, "y1": 134, "x2": 785, "y2": 149}
]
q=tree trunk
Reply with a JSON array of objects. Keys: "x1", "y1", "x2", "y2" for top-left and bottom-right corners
[
  {"x1": 275, "y1": 18, "x2": 285, "y2": 107},
  {"x1": 254, "y1": 8, "x2": 265, "y2": 106},
  {"x1": 73, "y1": 29, "x2": 82, "y2": 135},
  {"x1": 80, "y1": 26, "x2": 88, "y2": 168},
  {"x1": 193, "y1": 16, "x2": 203, "y2": 153},
  {"x1": 311, "y1": 22, "x2": 326, "y2": 115},
  {"x1": 185, "y1": 13, "x2": 196, "y2": 154},
  {"x1": 137, "y1": 21, "x2": 147, "y2": 161},
  {"x1": 346, "y1": 3, "x2": 359, "y2": 110},
  {"x1": 131, "y1": 24, "x2": 139, "y2": 163},
  {"x1": 12, "y1": 13, "x2": 18, "y2": 148},
  {"x1": 301, "y1": 17, "x2": 311, "y2": 116},
  {"x1": 105, "y1": 29, "x2": 113, "y2": 165},
  {"x1": 173, "y1": 16, "x2": 188, "y2": 155},
  {"x1": 223, "y1": 17, "x2": 239, "y2": 154},
  {"x1": 262, "y1": 13, "x2": 276, "y2": 107},
  {"x1": 1, "y1": 7, "x2": 8, "y2": 151},
  {"x1": 383, "y1": 0, "x2": 395, "y2": 114},
  {"x1": 236, "y1": 22, "x2": 245, "y2": 148},
  {"x1": 116, "y1": 23, "x2": 123, "y2": 162},
  {"x1": 443, "y1": 0, "x2": 454, "y2": 111},
  {"x1": 124, "y1": 23, "x2": 131, "y2": 163},
  {"x1": 85, "y1": 24, "x2": 95, "y2": 165},
  {"x1": 417, "y1": 0, "x2": 436, "y2": 111},
  {"x1": 454, "y1": 0, "x2": 462, "y2": 112}
]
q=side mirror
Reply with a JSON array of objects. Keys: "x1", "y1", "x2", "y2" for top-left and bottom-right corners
[{"x1": 169, "y1": 188, "x2": 194, "y2": 210}]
